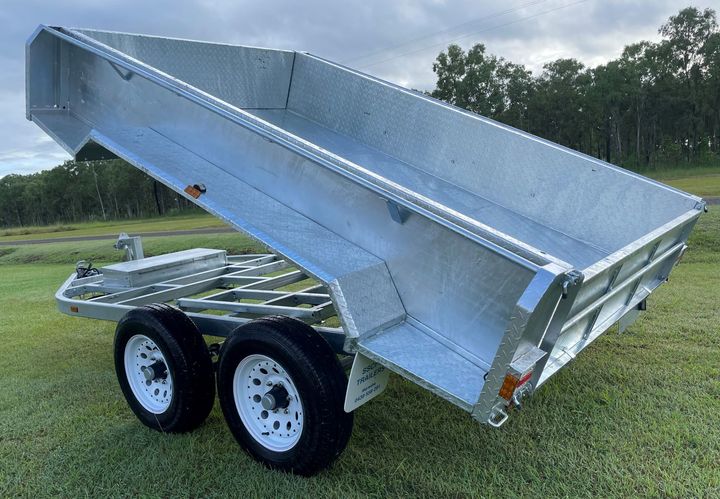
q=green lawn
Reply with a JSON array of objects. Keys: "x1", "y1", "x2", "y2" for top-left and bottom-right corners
[
  {"x1": 641, "y1": 165, "x2": 720, "y2": 181},
  {"x1": 0, "y1": 212, "x2": 225, "y2": 242},
  {"x1": 662, "y1": 174, "x2": 720, "y2": 198},
  {"x1": 0, "y1": 232, "x2": 259, "y2": 266},
  {"x1": 637, "y1": 166, "x2": 720, "y2": 198},
  {"x1": 0, "y1": 188, "x2": 719, "y2": 496}
]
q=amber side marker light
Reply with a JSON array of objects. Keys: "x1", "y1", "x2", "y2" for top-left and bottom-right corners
[
  {"x1": 498, "y1": 370, "x2": 533, "y2": 401},
  {"x1": 184, "y1": 185, "x2": 202, "y2": 199}
]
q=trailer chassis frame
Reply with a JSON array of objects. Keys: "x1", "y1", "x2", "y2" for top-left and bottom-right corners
[{"x1": 56, "y1": 252, "x2": 347, "y2": 353}]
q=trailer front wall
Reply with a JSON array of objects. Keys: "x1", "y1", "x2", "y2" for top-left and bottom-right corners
[{"x1": 74, "y1": 29, "x2": 295, "y2": 110}]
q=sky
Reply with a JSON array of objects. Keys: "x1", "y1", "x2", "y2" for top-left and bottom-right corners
[{"x1": 1, "y1": 0, "x2": 718, "y2": 178}]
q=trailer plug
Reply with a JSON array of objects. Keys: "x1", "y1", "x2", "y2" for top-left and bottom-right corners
[{"x1": 75, "y1": 260, "x2": 100, "y2": 279}]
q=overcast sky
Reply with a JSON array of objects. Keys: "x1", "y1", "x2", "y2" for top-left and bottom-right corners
[{"x1": 1, "y1": 0, "x2": 717, "y2": 177}]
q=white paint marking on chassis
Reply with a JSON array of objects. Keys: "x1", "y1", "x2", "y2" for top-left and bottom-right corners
[{"x1": 344, "y1": 353, "x2": 390, "y2": 412}]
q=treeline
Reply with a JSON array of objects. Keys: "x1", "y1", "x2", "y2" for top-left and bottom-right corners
[
  {"x1": 431, "y1": 6, "x2": 720, "y2": 168},
  {"x1": 0, "y1": 160, "x2": 198, "y2": 228}
]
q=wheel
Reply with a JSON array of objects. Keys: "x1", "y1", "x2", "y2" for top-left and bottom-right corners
[
  {"x1": 217, "y1": 316, "x2": 353, "y2": 476},
  {"x1": 114, "y1": 303, "x2": 215, "y2": 433}
]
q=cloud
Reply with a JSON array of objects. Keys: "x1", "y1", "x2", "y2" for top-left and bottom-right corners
[
  {"x1": 0, "y1": 89, "x2": 71, "y2": 178},
  {"x1": 0, "y1": 0, "x2": 710, "y2": 176}
]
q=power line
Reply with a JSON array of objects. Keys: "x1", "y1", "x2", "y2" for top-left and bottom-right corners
[
  {"x1": 354, "y1": 0, "x2": 590, "y2": 70},
  {"x1": 341, "y1": 0, "x2": 549, "y2": 65}
]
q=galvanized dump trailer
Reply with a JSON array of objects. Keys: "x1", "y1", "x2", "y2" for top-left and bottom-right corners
[{"x1": 27, "y1": 26, "x2": 704, "y2": 475}]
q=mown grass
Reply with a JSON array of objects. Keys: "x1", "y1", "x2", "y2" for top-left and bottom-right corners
[
  {"x1": 0, "y1": 189, "x2": 718, "y2": 496},
  {"x1": 0, "y1": 212, "x2": 225, "y2": 242},
  {"x1": 638, "y1": 165, "x2": 720, "y2": 198},
  {"x1": 0, "y1": 233, "x2": 259, "y2": 266},
  {"x1": 662, "y1": 174, "x2": 720, "y2": 199},
  {"x1": 641, "y1": 165, "x2": 720, "y2": 181},
  {"x1": 0, "y1": 224, "x2": 77, "y2": 237}
]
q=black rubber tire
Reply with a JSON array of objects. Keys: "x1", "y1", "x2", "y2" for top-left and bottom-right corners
[
  {"x1": 217, "y1": 316, "x2": 353, "y2": 476},
  {"x1": 114, "y1": 303, "x2": 215, "y2": 433}
]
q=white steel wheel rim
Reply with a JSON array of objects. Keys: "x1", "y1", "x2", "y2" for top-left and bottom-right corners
[
  {"x1": 233, "y1": 354, "x2": 304, "y2": 452},
  {"x1": 124, "y1": 334, "x2": 173, "y2": 414}
]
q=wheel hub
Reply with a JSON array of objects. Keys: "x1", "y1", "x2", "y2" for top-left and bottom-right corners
[
  {"x1": 233, "y1": 354, "x2": 304, "y2": 452},
  {"x1": 142, "y1": 360, "x2": 168, "y2": 381},
  {"x1": 123, "y1": 334, "x2": 173, "y2": 414},
  {"x1": 261, "y1": 384, "x2": 290, "y2": 411}
]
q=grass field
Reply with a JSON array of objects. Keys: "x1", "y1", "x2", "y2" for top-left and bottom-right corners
[
  {"x1": 638, "y1": 166, "x2": 720, "y2": 198},
  {"x1": 644, "y1": 165, "x2": 720, "y2": 180},
  {"x1": 0, "y1": 176, "x2": 719, "y2": 496},
  {"x1": 663, "y1": 174, "x2": 720, "y2": 198},
  {"x1": 0, "y1": 212, "x2": 225, "y2": 242}
]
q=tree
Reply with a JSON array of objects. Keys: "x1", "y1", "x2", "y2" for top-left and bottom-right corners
[
  {"x1": 431, "y1": 44, "x2": 467, "y2": 107},
  {"x1": 429, "y1": 6, "x2": 720, "y2": 171},
  {"x1": 431, "y1": 43, "x2": 530, "y2": 119},
  {"x1": 529, "y1": 59, "x2": 593, "y2": 151},
  {"x1": 658, "y1": 7, "x2": 718, "y2": 159},
  {"x1": 495, "y1": 61, "x2": 534, "y2": 130},
  {"x1": 705, "y1": 31, "x2": 720, "y2": 152},
  {"x1": 0, "y1": 159, "x2": 200, "y2": 229}
]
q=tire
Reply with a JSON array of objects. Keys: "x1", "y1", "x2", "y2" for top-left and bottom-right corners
[
  {"x1": 114, "y1": 303, "x2": 215, "y2": 433},
  {"x1": 217, "y1": 316, "x2": 353, "y2": 476}
]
